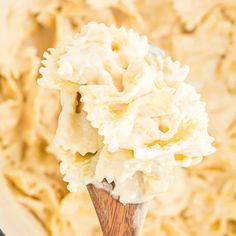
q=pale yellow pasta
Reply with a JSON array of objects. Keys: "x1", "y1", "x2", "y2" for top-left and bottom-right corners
[
  {"x1": 0, "y1": 0, "x2": 236, "y2": 235},
  {"x1": 38, "y1": 22, "x2": 214, "y2": 203}
]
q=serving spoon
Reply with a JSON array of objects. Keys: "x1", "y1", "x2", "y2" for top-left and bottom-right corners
[{"x1": 87, "y1": 184, "x2": 148, "y2": 236}]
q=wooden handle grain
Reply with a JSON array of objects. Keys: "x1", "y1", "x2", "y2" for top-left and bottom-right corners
[{"x1": 87, "y1": 184, "x2": 147, "y2": 236}]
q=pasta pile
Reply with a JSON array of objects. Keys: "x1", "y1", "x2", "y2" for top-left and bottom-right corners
[
  {"x1": 38, "y1": 22, "x2": 214, "y2": 204},
  {"x1": 0, "y1": 0, "x2": 236, "y2": 235}
]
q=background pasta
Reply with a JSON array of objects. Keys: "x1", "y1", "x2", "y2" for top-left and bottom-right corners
[{"x1": 0, "y1": 0, "x2": 236, "y2": 236}]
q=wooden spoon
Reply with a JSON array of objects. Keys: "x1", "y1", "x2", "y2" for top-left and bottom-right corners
[{"x1": 87, "y1": 184, "x2": 148, "y2": 236}]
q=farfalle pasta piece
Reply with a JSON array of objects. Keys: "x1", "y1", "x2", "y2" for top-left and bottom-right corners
[
  {"x1": 172, "y1": 8, "x2": 231, "y2": 86},
  {"x1": 172, "y1": 0, "x2": 217, "y2": 30},
  {"x1": 38, "y1": 22, "x2": 215, "y2": 203},
  {"x1": 54, "y1": 92, "x2": 102, "y2": 155}
]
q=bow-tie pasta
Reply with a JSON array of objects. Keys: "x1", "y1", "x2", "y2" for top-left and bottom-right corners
[{"x1": 38, "y1": 22, "x2": 215, "y2": 203}]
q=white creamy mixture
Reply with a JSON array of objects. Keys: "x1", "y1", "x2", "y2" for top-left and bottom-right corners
[{"x1": 38, "y1": 22, "x2": 215, "y2": 204}]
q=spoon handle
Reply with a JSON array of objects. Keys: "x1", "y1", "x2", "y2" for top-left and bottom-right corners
[{"x1": 87, "y1": 184, "x2": 148, "y2": 236}]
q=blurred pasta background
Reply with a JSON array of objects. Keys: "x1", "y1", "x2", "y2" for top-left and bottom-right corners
[{"x1": 0, "y1": 0, "x2": 235, "y2": 235}]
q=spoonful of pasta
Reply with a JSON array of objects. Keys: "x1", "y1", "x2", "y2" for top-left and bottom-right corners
[{"x1": 38, "y1": 22, "x2": 215, "y2": 236}]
